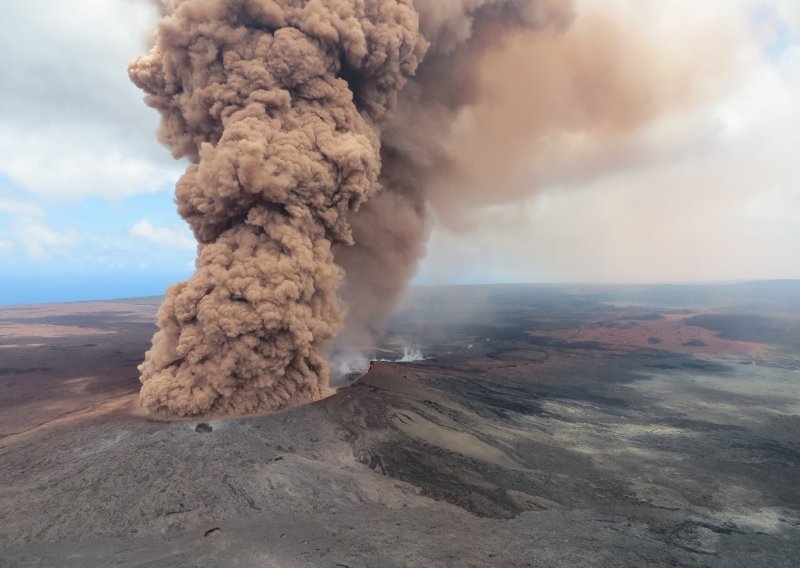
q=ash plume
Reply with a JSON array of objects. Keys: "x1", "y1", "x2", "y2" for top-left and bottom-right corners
[
  {"x1": 132, "y1": 0, "x2": 721, "y2": 417},
  {"x1": 330, "y1": 0, "x2": 576, "y2": 369},
  {"x1": 130, "y1": 0, "x2": 424, "y2": 417},
  {"x1": 331, "y1": 0, "x2": 729, "y2": 366}
]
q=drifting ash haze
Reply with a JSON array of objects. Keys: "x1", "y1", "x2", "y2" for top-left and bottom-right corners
[{"x1": 130, "y1": 0, "x2": 728, "y2": 418}]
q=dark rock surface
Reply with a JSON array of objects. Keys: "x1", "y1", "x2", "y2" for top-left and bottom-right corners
[{"x1": 1, "y1": 284, "x2": 799, "y2": 567}]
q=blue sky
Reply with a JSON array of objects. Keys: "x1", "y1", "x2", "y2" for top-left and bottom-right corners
[
  {"x1": 1, "y1": 0, "x2": 799, "y2": 305},
  {"x1": 0, "y1": 174, "x2": 194, "y2": 303},
  {"x1": 0, "y1": 1, "x2": 195, "y2": 304}
]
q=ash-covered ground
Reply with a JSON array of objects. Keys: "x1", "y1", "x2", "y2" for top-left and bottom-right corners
[{"x1": 1, "y1": 282, "x2": 799, "y2": 567}]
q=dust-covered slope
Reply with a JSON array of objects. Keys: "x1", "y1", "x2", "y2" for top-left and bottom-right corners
[{"x1": 2, "y1": 288, "x2": 800, "y2": 567}]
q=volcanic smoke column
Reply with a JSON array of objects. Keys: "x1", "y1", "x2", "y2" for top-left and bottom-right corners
[
  {"x1": 131, "y1": 0, "x2": 684, "y2": 417},
  {"x1": 129, "y1": 1, "x2": 424, "y2": 417}
]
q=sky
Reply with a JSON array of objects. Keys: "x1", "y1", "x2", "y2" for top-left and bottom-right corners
[{"x1": 0, "y1": 0, "x2": 799, "y2": 305}]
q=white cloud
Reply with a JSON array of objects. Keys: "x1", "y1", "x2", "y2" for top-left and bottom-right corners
[
  {"x1": 0, "y1": 0, "x2": 182, "y2": 200},
  {"x1": 772, "y1": 0, "x2": 800, "y2": 32},
  {"x1": 0, "y1": 194, "x2": 80, "y2": 259},
  {"x1": 0, "y1": 197, "x2": 45, "y2": 218},
  {"x1": 131, "y1": 219, "x2": 196, "y2": 251},
  {"x1": 0, "y1": 132, "x2": 182, "y2": 200},
  {"x1": 17, "y1": 223, "x2": 80, "y2": 259}
]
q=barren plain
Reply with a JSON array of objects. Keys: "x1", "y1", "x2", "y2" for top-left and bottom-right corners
[{"x1": 1, "y1": 282, "x2": 799, "y2": 567}]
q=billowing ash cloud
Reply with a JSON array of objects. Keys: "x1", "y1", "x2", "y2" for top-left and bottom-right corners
[
  {"x1": 131, "y1": 0, "x2": 712, "y2": 418},
  {"x1": 331, "y1": 0, "x2": 576, "y2": 368},
  {"x1": 129, "y1": 0, "x2": 425, "y2": 417}
]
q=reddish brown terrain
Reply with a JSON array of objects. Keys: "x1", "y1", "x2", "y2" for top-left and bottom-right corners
[
  {"x1": 0, "y1": 300, "x2": 156, "y2": 438},
  {"x1": 529, "y1": 313, "x2": 770, "y2": 357}
]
